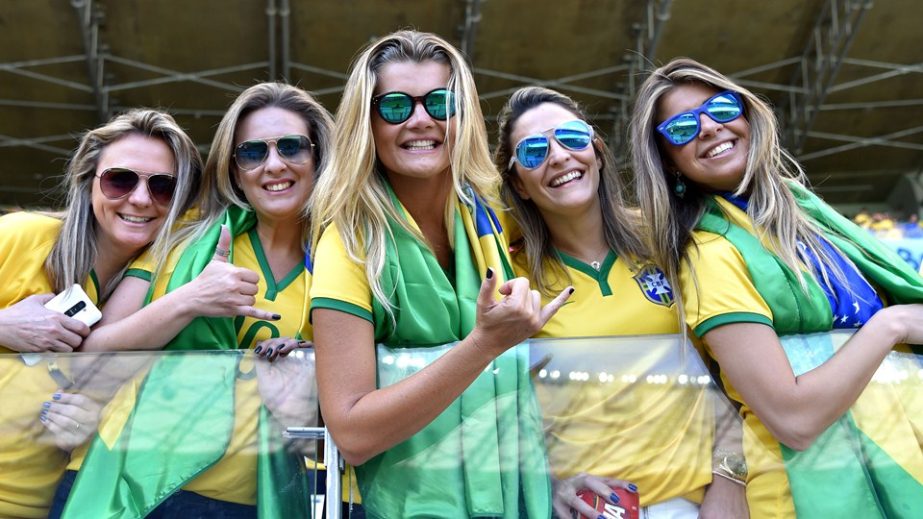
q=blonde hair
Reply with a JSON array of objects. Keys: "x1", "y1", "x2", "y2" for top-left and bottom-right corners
[
  {"x1": 45, "y1": 108, "x2": 202, "y2": 298},
  {"x1": 193, "y1": 82, "x2": 333, "y2": 247},
  {"x1": 311, "y1": 30, "x2": 498, "y2": 309},
  {"x1": 494, "y1": 86, "x2": 646, "y2": 295},
  {"x1": 631, "y1": 57, "x2": 837, "y2": 291}
]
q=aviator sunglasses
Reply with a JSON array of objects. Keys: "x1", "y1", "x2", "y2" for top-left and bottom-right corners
[
  {"x1": 234, "y1": 134, "x2": 314, "y2": 171},
  {"x1": 509, "y1": 120, "x2": 594, "y2": 170},
  {"x1": 656, "y1": 90, "x2": 743, "y2": 146},
  {"x1": 96, "y1": 168, "x2": 176, "y2": 206},
  {"x1": 372, "y1": 88, "x2": 456, "y2": 124}
]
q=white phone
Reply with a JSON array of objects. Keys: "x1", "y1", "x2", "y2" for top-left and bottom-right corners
[{"x1": 44, "y1": 284, "x2": 102, "y2": 327}]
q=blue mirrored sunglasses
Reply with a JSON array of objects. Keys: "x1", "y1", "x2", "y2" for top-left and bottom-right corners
[
  {"x1": 509, "y1": 120, "x2": 594, "y2": 170},
  {"x1": 656, "y1": 91, "x2": 743, "y2": 146}
]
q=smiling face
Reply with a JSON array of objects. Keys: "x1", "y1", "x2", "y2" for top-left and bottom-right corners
[
  {"x1": 233, "y1": 106, "x2": 314, "y2": 226},
  {"x1": 91, "y1": 133, "x2": 176, "y2": 258},
  {"x1": 509, "y1": 102, "x2": 601, "y2": 220},
  {"x1": 371, "y1": 60, "x2": 455, "y2": 186},
  {"x1": 657, "y1": 82, "x2": 750, "y2": 192}
]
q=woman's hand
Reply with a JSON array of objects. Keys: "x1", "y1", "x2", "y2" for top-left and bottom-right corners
[
  {"x1": 468, "y1": 268, "x2": 572, "y2": 358},
  {"x1": 0, "y1": 294, "x2": 90, "y2": 352},
  {"x1": 699, "y1": 475, "x2": 749, "y2": 519},
  {"x1": 870, "y1": 303, "x2": 923, "y2": 345},
  {"x1": 178, "y1": 225, "x2": 278, "y2": 321},
  {"x1": 552, "y1": 473, "x2": 636, "y2": 519},
  {"x1": 255, "y1": 339, "x2": 317, "y2": 429},
  {"x1": 39, "y1": 391, "x2": 102, "y2": 452}
]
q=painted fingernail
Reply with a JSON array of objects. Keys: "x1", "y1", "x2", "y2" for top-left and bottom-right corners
[
  {"x1": 568, "y1": 287, "x2": 575, "y2": 294},
  {"x1": 254, "y1": 346, "x2": 263, "y2": 354},
  {"x1": 52, "y1": 393, "x2": 62, "y2": 400},
  {"x1": 598, "y1": 515, "x2": 606, "y2": 519},
  {"x1": 298, "y1": 340, "x2": 309, "y2": 346},
  {"x1": 271, "y1": 314, "x2": 281, "y2": 321},
  {"x1": 40, "y1": 413, "x2": 48, "y2": 422},
  {"x1": 610, "y1": 492, "x2": 620, "y2": 504},
  {"x1": 628, "y1": 483, "x2": 638, "y2": 493},
  {"x1": 266, "y1": 347, "x2": 274, "y2": 357},
  {"x1": 42, "y1": 402, "x2": 51, "y2": 409},
  {"x1": 486, "y1": 267, "x2": 494, "y2": 279}
]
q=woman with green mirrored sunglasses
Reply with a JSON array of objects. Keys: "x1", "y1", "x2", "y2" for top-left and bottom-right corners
[{"x1": 310, "y1": 30, "x2": 571, "y2": 519}]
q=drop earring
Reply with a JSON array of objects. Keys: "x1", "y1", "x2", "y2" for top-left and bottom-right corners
[{"x1": 673, "y1": 171, "x2": 686, "y2": 199}]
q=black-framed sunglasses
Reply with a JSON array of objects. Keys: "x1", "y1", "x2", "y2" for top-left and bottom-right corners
[
  {"x1": 233, "y1": 134, "x2": 314, "y2": 171},
  {"x1": 371, "y1": 88, "x2": 457, "y2": 124},
  {"x1": 96, "y1": 167, "x2": 176, "y2": 206}
]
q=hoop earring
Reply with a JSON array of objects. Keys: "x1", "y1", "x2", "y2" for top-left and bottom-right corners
[{"x1": 673, "y1": 171, "x2": 687, "y2": 199}]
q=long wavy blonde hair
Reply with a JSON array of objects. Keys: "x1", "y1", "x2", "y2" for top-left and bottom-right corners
[
  {"x1": 310, "y1": 30, "x2": 498, "y2": 309},
  {"x1": 631, "y1": 57, "x2": 835, "y2": 291},
  {"x1": 494, "y1": 86, "x2": 646, "y2": 295},
  {"x1": 45, "y1": 109, "x2": 202, "y2": 298},
  {"x1": 194, "y1": 82, "x2": 334, "y2": 246}
]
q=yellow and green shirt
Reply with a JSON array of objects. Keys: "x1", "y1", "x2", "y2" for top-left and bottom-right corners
[
  {"x1": 0, "y1": 212, "x2": 99, "y2": 518},
  {"x1": 516, "y1": 251, "x2": 713, "y2": 506}
]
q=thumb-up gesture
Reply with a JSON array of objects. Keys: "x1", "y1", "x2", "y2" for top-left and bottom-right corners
[{"x1": 180, "y1": 225, "x2": 280, "y2": 321}]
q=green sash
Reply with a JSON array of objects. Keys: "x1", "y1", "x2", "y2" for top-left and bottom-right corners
[
  {"x1": 356, "y1": 185, "x2": 551, "y2": 518},
  {"x1": 62, "y1": 206, "x2": 311, "y2": 518},
  {"x1": 696, "y1": 187, "x2": 923, "y2": 517}
]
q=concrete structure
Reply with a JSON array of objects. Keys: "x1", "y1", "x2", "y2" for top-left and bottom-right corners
[{"x1": 1, "y1": 0, "x2": 921, "y2": 213}]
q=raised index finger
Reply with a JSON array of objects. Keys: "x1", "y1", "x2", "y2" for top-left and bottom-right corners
[{"x1": 539, "y1": 286, "x2": 574, "y2": 324}]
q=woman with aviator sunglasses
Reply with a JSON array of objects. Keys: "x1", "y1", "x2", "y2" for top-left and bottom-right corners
[
  {"x1": 495, "y1": 86, "x2": 747, "y2": 519},
  {"x1": 632, "y1": 57, "x2": 923, "y2": 517},
  {"x1": 0, "y1": 109, "x2": 201, "y2": 518},
  {"x1": 53, "y1": 82, "x2": 332, "y2": 517},
  {"x1": 310, "y1": 30, "x2": 571, "y2": 518}
]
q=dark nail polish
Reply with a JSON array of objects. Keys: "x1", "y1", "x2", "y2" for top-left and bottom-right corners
[
  {"x1": 610, "y1": 492, "x2": 620, "y2": 504},
  {"x1": 266, "y1": 347, "x2": 274, "y2": 357},
  {"x1": 486, "y1": 268, "x2": 494, "y2": 279},
  {"x1": 628, "y1": 483, "x2": 638, "y2": 493},
  {"x1": 254, "y1": 346, "x2": 263, "y2": 354},
  {"x1": 298, "y1": 340, "x2": 309, "y2": 346},
  {"x1": 271, "y1": 313, "x2": 281, "y2": 321},
  {"x1": 40, "y1": 413, "x2": 47, "y2": 422},
  {"x1": 598, "y1": 515, "x2": 606, "y2": 519},
  {"x1": 52, "y1": 393, "x2": 62, "y2": 400},
  {"x1": 42, "y1": 402, "x2": 51, "y2": 409},
  {"x1": 568, "y1": 287, "x2": 575, "y2": 294}
]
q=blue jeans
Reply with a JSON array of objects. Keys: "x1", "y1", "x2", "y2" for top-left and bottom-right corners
[{"x1": 49, "y1": 469, "x2": 257, "y2": 519}]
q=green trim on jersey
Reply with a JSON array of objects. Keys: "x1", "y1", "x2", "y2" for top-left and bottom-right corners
[
  {"x1": 123, "y1": 268, "x2": 152, "y2": 282},
  {"x1": 694, "y1": 311, "x2": 773, "y2": 337},
  {"x1": 557, "y1": 249, "x2": 617, "y2": 296},
  {"x1": 311, "y1": 297, "x2": 373, "y2": 323},
  {"x1": 248, "y1": 229, "x2": 303, "y2": 301}
]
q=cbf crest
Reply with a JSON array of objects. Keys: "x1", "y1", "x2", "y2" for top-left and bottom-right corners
[{"x1": 633, "y1": 265, "x2": 674, "y2": 307}]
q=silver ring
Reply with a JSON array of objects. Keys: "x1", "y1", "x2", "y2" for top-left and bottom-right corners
[
  {"x1": 72, "y1": 423, "x2": 80, "y2": 434},
  {"x1": 215, "y1": 248, "x2": 230, "y2": 258}
]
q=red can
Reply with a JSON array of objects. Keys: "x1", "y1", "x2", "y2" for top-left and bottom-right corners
[{"x1": 571, "y1": 486, "x2": 639, "y2": 519}]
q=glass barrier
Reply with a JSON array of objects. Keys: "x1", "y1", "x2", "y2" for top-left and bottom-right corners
[
  {"x1": 1, "y1": 333, "x2": 919, "y2": 518},
  {"x1": 0, "y1": 349, "x2": 321, "y2": 518}
]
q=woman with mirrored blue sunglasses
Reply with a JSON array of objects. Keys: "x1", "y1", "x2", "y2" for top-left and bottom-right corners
[
  {"x1": 632, "y1": 57, "x2": 923, "y2": 518},
  {"x1": 496, "y1": 86, "x2": 747, "y2": 519}
]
